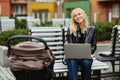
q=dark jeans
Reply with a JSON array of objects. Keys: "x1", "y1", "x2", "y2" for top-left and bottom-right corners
[{"x1": 67, "y1": 59, "x2": 93, "y2": 80}]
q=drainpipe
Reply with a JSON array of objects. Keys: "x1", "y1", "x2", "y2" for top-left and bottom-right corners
[
  {"x1": 0, "y1": 4, "x2": 2, "y2": 33},
  {"x1": 28, "y1": 0, "x2": 31, "y2": 16}
]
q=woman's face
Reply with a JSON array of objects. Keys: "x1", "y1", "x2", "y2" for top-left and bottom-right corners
[{"x1": 73, "y1": 10, "x2": 84, "y2": 24}]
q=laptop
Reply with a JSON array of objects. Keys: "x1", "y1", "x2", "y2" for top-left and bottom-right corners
[{"x1": 64, "y1": 43, "x2": 91, "y2": 59}]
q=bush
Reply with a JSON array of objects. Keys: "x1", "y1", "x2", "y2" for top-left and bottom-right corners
[
  {"x1": 0, "y1": 29, "x2": 28, "y2": 46},
  {"x1": 94, "y1": 22, "x2": 115, "y2": 41},
  {"x1": 0, "y1": 21, "x2": 118, "y2": 46},
  {"x1": 41, "y1": 21, "x2": 52, "y2": 26},
  {"x1": 15, "y1": 19, "x2": 27, "y2": 29}
]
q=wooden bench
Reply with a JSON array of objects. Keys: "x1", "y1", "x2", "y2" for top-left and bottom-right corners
[
  {"x1": 29, "y1": 27, "x2": 109, "y2": 80},
  {"x1": 97, "y1": 25, "x2": 120, "y2": 77}
]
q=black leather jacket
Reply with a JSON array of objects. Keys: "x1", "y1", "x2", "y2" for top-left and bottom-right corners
[{"x1": 66, "y1": 24, "x2": 97, "y2": 54}]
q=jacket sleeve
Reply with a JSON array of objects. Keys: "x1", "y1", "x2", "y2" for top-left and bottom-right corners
[
  {"x1": 66, "y1": 28, "x2": 73, "y2": 43},
  {"x1": 91, "y1": 26, "x2": 97, "y2": 54}
]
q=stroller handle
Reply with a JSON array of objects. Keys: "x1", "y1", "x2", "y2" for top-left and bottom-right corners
[{"x1": 7, "y1": 35, "x2": 49, "y2": 49}]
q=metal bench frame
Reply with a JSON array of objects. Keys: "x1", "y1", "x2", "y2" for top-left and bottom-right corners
[{"x1": 97, "y1": 25, "x2": 120, "y2": 77}]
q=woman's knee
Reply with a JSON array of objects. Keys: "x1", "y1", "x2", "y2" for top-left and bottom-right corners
[{"x1": 81, "y1": 59, "x2": 93, "y2": 68}]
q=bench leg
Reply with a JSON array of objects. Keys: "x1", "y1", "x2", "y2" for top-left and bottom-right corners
[
  {"x1": 93, "y1": 70, "x2": 101, "y2": 80},
  {"x1": 111, "y1": 60, "x2": 115, "y2": 72}
]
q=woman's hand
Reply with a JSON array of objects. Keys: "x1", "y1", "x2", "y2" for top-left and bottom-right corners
[
  {"x1": 62, "y1": 55, "x2": 67, "y2": 65},
  {"x1": 91, "y1": 54, "x2": 94, "y2": 59},
  {"x1": 63, "y1": 55, "x2": 66, "y2": 60}
]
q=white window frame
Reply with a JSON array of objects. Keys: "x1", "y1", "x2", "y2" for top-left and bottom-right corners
[
  {"x1": 112, "y1": 4, "x2": 119, "y2": 18},
  {"x1": 15, "y1": 5, "x2": 25, "y2": 14}
]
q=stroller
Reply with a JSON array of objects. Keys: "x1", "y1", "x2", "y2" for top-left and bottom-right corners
[{"x1": 7, "y1": 35, "x2": 55, "y2": 80}]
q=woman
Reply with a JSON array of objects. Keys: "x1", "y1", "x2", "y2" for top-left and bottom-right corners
[{"x1": 66, "y1": 8, "x2": 97, "y2": 80}]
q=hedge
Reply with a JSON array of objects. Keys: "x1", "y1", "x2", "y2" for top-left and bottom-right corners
[{"x1": 0, "y1": 21, "x2": 119, "y2": 46}]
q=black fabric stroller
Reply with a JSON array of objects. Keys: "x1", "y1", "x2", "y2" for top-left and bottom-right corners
[{"x1": 7, "y1": 35, "x2": 55, "y2": 80}]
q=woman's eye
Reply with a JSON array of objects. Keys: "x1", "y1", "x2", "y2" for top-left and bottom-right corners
[
  {"x1": 74, "y1": 15, "x2": 77, "y2": 17},
  {"x1": 78, "y1": 13, "x2": 81, "y2": 15}
]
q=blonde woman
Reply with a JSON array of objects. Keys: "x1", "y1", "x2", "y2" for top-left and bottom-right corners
[{"x1": 66, "y1": 8, "x2": 97, "y2": 80}]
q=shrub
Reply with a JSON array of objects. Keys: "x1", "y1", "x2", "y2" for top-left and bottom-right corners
[
  {"x1": 15, "y1": 19, "x2": 27, "y2": 29},
  {"x1": 0, "y1": 21, "x2": 118, "y2": 46},
  {"x1": 41, "y1": 21, "x2": 52, "y2": 26},
  {"x1": 94, "y1": 22, "x2": 115, "y2": 41},
  {"x1": 0, "y1": 29, "x2": 28, "y2": 46}
]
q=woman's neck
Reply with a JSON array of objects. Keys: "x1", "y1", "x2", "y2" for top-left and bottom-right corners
[{"x1": 78, "y1": 23, "x2": 84, "y2": 30}]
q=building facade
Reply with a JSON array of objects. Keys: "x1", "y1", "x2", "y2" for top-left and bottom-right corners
[
  {"x1": 0, "y1": 0, "x2": 10, "y2": 16},
  {"x1": 90, "y1": 0, "x2": 120, "y2": 23},
  {"x1": 0, "y1": 0, "x2": 120, "y2": 23},
  {"x1": 10, "y1": 0, "x2": 59, "y2": 21},
  {"x1": 64, "y1": 0, "x2": 90, "y2": 20}
]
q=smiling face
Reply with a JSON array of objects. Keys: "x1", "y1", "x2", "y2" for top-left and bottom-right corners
[
  {"x1": 72, "y1": 8, "x2": 85, "y2": 24},
  {"x1": 70, "y1": 8, "x2": 88, "y2": 35}
]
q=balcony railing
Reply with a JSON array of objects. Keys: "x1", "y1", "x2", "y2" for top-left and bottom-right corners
[
  {"x1": 11, "y1": 0, "x2": 27, "y2": 2},
  {"x1": 35, "y1": 0, "x2": 56, "y2": 2},
  {"x1": 11, "y1": 0, "x2": 28, "y2": 3},
  {"x1": 11, "y1": 0, "x2": 56, "y2": 3},
  {"x1": 98, "y1": 0, "x2": 119, "y2": 2}
]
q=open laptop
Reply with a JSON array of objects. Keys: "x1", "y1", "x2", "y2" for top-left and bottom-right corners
[{"x1": 64, "y1": 43, "x2": 91, "y2": 59}]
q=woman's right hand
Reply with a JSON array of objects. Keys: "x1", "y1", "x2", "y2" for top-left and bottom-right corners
[
  {"x1": 63, "y1": 55, "x2": 66, "y2": 60},
  {"x1": 62, "y1": 55, "x2": 67, "y2": 65}
]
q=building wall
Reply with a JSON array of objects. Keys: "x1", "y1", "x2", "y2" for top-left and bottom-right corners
[
  {"x1": 64, "y1": 1, "x2": 90, "y2": 20},
  {"x1": 30, "y1": 2, "x2": 55, "y2": 19},
  {"x1": 90, "y1": 0, "x2": 120, "y2": 22},
  {"x1": 90, "y1": 0, "x2": 110, "y2": 22},
  {"x1": 10, "y1": 1, "x2": 56, "y2": 19},
  {"x1": 0, "y1": 0, "x2": 10, "y2": 16}
]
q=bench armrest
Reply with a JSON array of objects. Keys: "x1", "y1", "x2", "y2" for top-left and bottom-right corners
[{"x1": 98, "y1": 51, "x2": 112, "y2": 57}]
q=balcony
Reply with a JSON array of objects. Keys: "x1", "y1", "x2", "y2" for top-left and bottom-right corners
[
  {"x1": 35, "y1": 0, "x2": 56, "y2": 2},
  {"x1": 11, "y1": 0, "x2": 57, "y2": 3},
  {"x1": 98, "y1": 0, "x2": 119, "y2": 2},
  {"x1": 11, "y1": 0, "x2": 28, "y2": 4}
]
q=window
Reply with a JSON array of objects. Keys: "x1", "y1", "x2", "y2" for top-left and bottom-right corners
[
  {"x1": 21, "y1": 5, "x2": 24, "y2": 14},
  {"x1": 42, "y1": 10, "x2": 49, "y2": 21},
  {"x1": 112, "y1": 4, "x2": 119, "y2": 18},
  {"x1": 15, "y1": 5, "x2": 19, "y2": 14},
  {"x1": 15, "y1": 5, "x2": 25, "y2": 14}
]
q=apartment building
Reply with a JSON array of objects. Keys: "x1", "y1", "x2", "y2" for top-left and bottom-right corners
[
  {"x1": 0, "y1": 0, "x2": 120, "y2": 22},
  {"x1": 90, "y1": 0, "x2": 120, "y2": 23},
  {"x1": 64, "y1": 0, "x2": 120, "y2": 22},
  {"x1": 10, "y1": 0, "x2": 59, "y2": 21}
]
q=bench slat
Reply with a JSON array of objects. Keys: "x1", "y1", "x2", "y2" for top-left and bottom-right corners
[
  {"x1": 31, "y1": 37, "x2": 63, "y2": 41},
  {"x1": 54, "y1": 59, "x2": 109, "y2": 73},
  {"x1": 47, "y1": 42, "x2": 63, "y2": 46},
  {"x1": 31, "y1": 33, "x2": 62, "y2": 36},
  {"x1": 52, "y1": 51, "x2": 64, "y2": 55}
]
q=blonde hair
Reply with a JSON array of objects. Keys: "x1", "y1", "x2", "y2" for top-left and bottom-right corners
[{"x1": 70, "y1": 8, "x2": 89, "y2": 36}]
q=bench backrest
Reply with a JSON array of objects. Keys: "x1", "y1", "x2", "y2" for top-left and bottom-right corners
[
  {"x1": 111, "y1": 25, "x2": 120, "y2": 56},
  {"x1": 29, "y1": 27, "x2": 64, "y2": 62}
]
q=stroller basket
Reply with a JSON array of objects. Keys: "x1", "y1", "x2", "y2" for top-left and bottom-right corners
[{"x1": 7, "y1": 35, "x2": 54, "y2": 80}]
